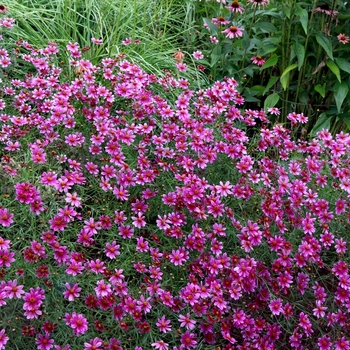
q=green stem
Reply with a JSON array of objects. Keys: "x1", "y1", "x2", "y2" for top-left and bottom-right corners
[
  {"x1": 240, "y1": 7, "x2": 256, "y2": 73},
  {"x1": 294, "y1": 0, "x2": 318, "y2": 114}
]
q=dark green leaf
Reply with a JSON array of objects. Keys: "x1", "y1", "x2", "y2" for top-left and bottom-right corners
[
  {"x1": 310, "y1": 113, "x2": 332, "y2": 136},
  {"x1": 280, "y1": 63, "x2": 298, "y2": 90},
  {"x1": 264, "y1": 93, "x2": 280, "y2": 110},
  {"x1": 260, "y1": 54, "x2": 278, "y2": 70},
  {"x1": 293, "y1": 42, "x2": 305, "y2": 70},
  {"x1": 253, "y1": 22, "x2": 277, "y2": 33},
  {"x1": 335, "y1": 57, "x2": 350, "y2": 74},
  {"x1": 295, "y1": 4, "x2": 308, "y2": 35},
  {"x1": 263, "y1": 76, "x2": 279, "y2": 95},
  {"x1": 315, "y1": 33, "x2": 333, "y2": 60},
  {"x1": 327, "y1": 60, "x2": 341, "y2": 83},
  {"x1": 334, "y1": 81, "x2": 349, "y2": 113},
  {"x1": 337, "y1": 113, "x2": 350, "y2": 129},
  {"x1": 315, "y1": 84, "x2": 326, "y2": 98}
]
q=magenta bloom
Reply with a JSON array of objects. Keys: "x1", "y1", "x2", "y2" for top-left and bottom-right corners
[
  {"x1": 36, "y1": 333, "x2": 54, "y2": 350},
  {"x1": 0, "y1": 329, "x2": 9, "y2": 350},
  {"x1": 0, "y1": 208, "x2": 14, "y2": 227},
  {"x1": 63, "y1": 283, "x2": 81, "y2": 302},
  {"x1": 3, "y1": 279, "x2": 25, "y2": 299},
  {"x1": 222, "y1": 25, "x2": 244, "y2": 38},
  {"x1": 269, "y1": 298, "x2": 283, "y2": 315},
  {"x1": 65, "y1": 312, "x2": 89, "y2": 336}
]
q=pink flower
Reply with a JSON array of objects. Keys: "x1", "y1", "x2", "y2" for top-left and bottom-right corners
[
  {"x1": 63, "y1": 283, "x2": 81, "y2": 302},
  {"x1": 156, "y1": 316, "x2": 172, "y2": 333},
  {"x1": 222, "y1": 25, "x2": 244, "y2": 39},
  {"x1": 335, "y1": 238, "x2": 347, "y2": 254},
  {"x1": 178, "y1": 314, "x2": 196, "y2": 330},
  {"x1": 181, "y1": 331, "x2": 197, "y2": 349},
  {"x1": 335, "y1": 337, "x2": 350, "y2": 350},
  {"x1": 84, "y1": 337, "x2": 103, "y2": 350},
  {"x1": 131, "y1": 213, "x2": 146, "y2": 228},
  {"x1": 0, "y1": 208, "x2": 14, "y2": 227},
  {"x1": 269, "y1": 298, "x2": 283, "y2": 315},
  {"x1": 3, "y1": 279, "x2": 25, "y2": 299},
  {"x1": 0, "y1": 329, "x2": 9, "y2": 350},
  {"x1": 94, "y1": 280, "x2": 112, "y2": 297},
  {"x1": 36, "y1": 333, "x2": 54, "y2": 350},
  {"x1": 251, "y1": 55, "x2": 265, "y2": 66},
  {"x1": 151, "y1": 340, "x2": 169, "y2": 350},
  {"x1": 176, "y1": 63, "x2": 187, "y2": 72},
  {"x1": 226, "y1": 1, "x2": 244, "y2": 13},
  {"x1": 0, "y1": 237, "x2": 10, "y2": 251},
  {"x1": 65, "y1": 312, "x2": 89, "y2": 336},
  {"x1": 65, "y1": 192, "x2": 82, "y2": 207},
  {"x1": 104, "y1": 241, "x2": 120, "y2": 259},
  {"x1": 318, "y1": 335, "x2": 332, "y2": 350},
  {"x1": 91, "y1": 38, "x2": 103, "y2": 45},
  {"x1": 247, "y1": 0, "x2": 270, "y2": 6},
  {"x1": 193, "y1": 51, "x2": 204, "y2": 60},
  {"x1": 337, "y1": 33, "x2": 350, "y2": 44}
]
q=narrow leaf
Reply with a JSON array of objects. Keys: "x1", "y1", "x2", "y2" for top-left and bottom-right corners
[
  {"x1": 335, "y1": 57, "x2": 350, "y2": 74},
  {"x1": 337, "y1": 113, "x2": 350, "y2": 129},
  {"x1": 264, "y1": 93, "x2": 280, "y2": 110},
  {"x1": 310, "y1": 112, "x2": 332, "y2": 136},
  {"x1": 326, "y1": 60, "x2": 341, "y2": 83},
  {"x1": 263, "y1": 76, "x2": 279, "y2": 95},
  {"x1": 260, "y1": 54, "x2": 278, "y2": 70},
  {"x1": 280, "y1": 74, "x2": 290, "y2": 90},
  {"x1": 293, "y1": 42, "x2": 305, "y2": 70},
  {"x1": 315, "y1": 33, "x2": 333, "y2": 60},
  {"x1": 334, "y1": 81, "x2": 349, "y2": 113},
  {"x1": 295, "y1": 4, "x2": 308, "y2": 34},
  {"x1": 315, "y1": 84, "x2": 326, "y2": 98},
  {"x1": 280, "y1": 63, "x2": 298, "y2": 79},
  {"x1": 253, "y1": 22, "x2": 277, "y2": 33}
]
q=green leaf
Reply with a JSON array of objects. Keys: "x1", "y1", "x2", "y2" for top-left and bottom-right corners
[
  {"x1": 295, "y1": 4, "x2": 308, "y2": 35},
  {"x1": 310, "y1": 113, "x2": 332, "y2": 136},
  {"x1": 210, "y1": 45, "x2": 222, "y2": 67},
  {"x1": 263, "y1": 76, "x2": 279, "y2": 95},
  {"x1": 315, "y1": 33, "x2": 333, "y2": 60},
  {"x1": 264, "y1": 93, "x2": 280, "y2": 111},
  {"x1": 280, "y1": 63, "x2": 298, "y2": 90},
  {"x1": 335, "y1": 57, "x2": 350, "y2": 74},
  {"x1": 326, "y1": 60, "x2": 341, "y2": 83},
  {"x1": 334, "y1": 81, "x2": 349, "y2": 113},
  {"x1": 293, "y1": 42, "x2": 305, "y2": 70},
  {"x1": 337, "y1": 113, "x2": 350, "y2": 129},
  {"x1": 253, "y1": 22, "x2": 277, "y2": 33},
  {"x1": 284, "y1": 7, "x2": 291, "y2": 19},
  {"x1": 261, "y1": 45, "x2": 278, "y2": 55},
  {"x1": 315, "y1": 84, "x2": 326, "y2": 98},
  {"x1": 280, "y1": 63, "x2": 298, "y2": 79},
  {"x1": 250, "y1": 85, "x2": 265, "y2": 96},
  {"x1": 260, "y1": 54, "x2": 278, "y2": 70}
]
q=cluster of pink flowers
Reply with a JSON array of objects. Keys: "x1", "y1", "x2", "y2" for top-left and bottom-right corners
[{"x1": 0, "y1": 11, "x2": 350, "y2": 350}]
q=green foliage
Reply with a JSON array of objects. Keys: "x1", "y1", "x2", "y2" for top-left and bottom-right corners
[
  {"x1": 2, "y1": 0, "x2": 204, "y2": 80},
  {"x1": 189, "y1": 0, "x2": 350, "y2": 135}
]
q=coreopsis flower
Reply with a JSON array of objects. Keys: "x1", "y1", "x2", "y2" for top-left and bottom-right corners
[
  {"x1": 337, "y1": 33, "x2": 350, "y2": 44},
  {"x1": 251, "y1": 55, "x2": 265, "y2": 66},
  {"x1": 91, "y1": 38, "x2": 102, "y2": 45},
  {"x1": 193, "y1": 50, "x2": 204, "y2": 60},
  {"x1": 222, "y1": 25, "x2": 244, "y2": 39}
]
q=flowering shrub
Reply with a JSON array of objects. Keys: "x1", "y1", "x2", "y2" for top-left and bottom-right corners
[
  {"x1": 191, "y1": 0, "x2": 350, "y2": 132},
  {"x1": 1, "y1": 9, "x2": 350, "y2": 350}
]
